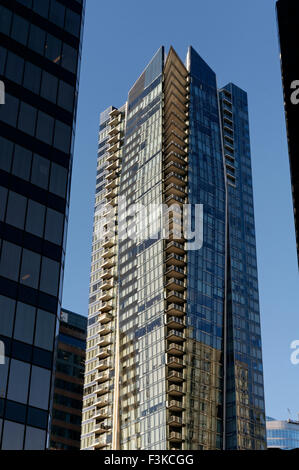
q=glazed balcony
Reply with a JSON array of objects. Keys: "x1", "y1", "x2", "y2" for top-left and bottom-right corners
[
  {"x1": 167, "y1": 342, "x2": 185, "y2": 356},
  {"x1": 166, "y1": 291, "x2": 186, "y2": 304},
  {"x1": 167, "y1": 370, "x2": 184, "y2": 383},
  {"x1": 165, "y1": 241, "x2": 186, "y2": 256},
  {"x1": 165, "y1": 183, "x2": 186, "y2": 199},
  {"x1": 99, "y1": 302, "x2": 113, "y2": 313},
  {"x1": 108, "y1": 124, "x2": 119, "y2": 136},
  {"x1": 107, "y1": 132, "x2": 120, "y2": 147},
  {"x1": 167, "y1": 356, "x2": 185, "y2": 370},
  {"x1": 96, "y1": 347, "x2": 112, "y2": 359},
  {"x1": 168, "y1": 431, "x2": 184, "y2": 443},
  {"x1": 94, "y1": 383, "x2": 109, "y2": 396},
  {"x1": 165, "y1": 265, "x2": 185, "y2": 279},
  {"x1": 94, "y1": 406, "x2": 112, "y2": 421},
  {"x1": 94, "y1": 420, "x2": 112, "y2": 434},
  {"x1": 166, "y1": 316, "x2": 185, "y2": 330},
  {"x1": 98, "y1": 324, "x2": 113, "y2": 336},
  {"x1": 166, "y1": 303, "x2": 185, "y2": 317},
  {"x1": 166, "y1": 329, "x2": 185, "y2": 342},
  {"x1": 94, "y1": 396, "x2": 110, "y2": 410},
  {"x1": 94, "y1": 436, "x2": 110, "y2": 449},
  {"x1": 166, "y1": 253, "x2": 186, "y2": 267},
  {"x1": 168, "y1": 415, "x2": 184, "y2": 427},
  {"x1": 108, "y1": 141, "x2": 120, "y2": 154},
  {"x1": 165, "y1": 171, "x2": 187, "y2": 187},
  {"x1": 95, "y1": 370, "x2": 110, "y2": 383},
  {"x1": 102, "y1": 237, "x2": 115, "y2": 249},
  {"x1": 167, "y1": 400, "x2": 185, "y2": 412},
  {"x1": 166, "y1": 278, "x2": 186, "y2": 292},
  {"x1": 164, "y1": 160, "x2": 186, "y2": 176},
  {"x1": 168, "y1": 384, "x2": 185, "y2": 397},
  {"x1": 98, "y1": 334, "x2": 113, "y2": 347},
  {"x1": 106, "y1": 159, "x2": 119, "y2": 172},
  {"x1": 106, "y1": 188, "x2": 117, "y2": 200},
  {"x1": 98, "y1": 311, "x2": 113, "y2": 324},
  {"x1": 100, "y1": 280, "x2": 114, "y2": 291},
  {"x1": 102, "y1": 248, "x2": 116, "y2": 259},
  {"x1": 99, "y1": 291, "x2": 113, "y2": 303},
  {"x1": 106, "y1": 151, "x2": 119, "y2": 163},
  {"x1": 100, "y1": 268, "x2": 116, "y2": 280},
  {"x1": 101, "y1": 258, "x2": 115, "y2": 270},
  {"x1": 96, "y1": 358, "x2": 112, "y2": 372},
  {"x1": 105, "y1": 179, "x2": 118, "y2": 191}
]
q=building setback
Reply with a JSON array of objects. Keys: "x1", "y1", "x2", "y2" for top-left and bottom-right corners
[
  {"x1": 0, "y1": 0, "x2": 84, "y2": 449},
  {"x1": 81, "y1": 46, "x2": 266, "y2": 451},
  {"x1": 50, "y1": 308, "x2": 86, "y2": 450},
  {"x1": 276, "y1": 0, "x2": 299, "y2": 265}
]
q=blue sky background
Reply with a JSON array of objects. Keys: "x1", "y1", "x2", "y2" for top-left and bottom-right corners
[{"x1": 62, "y1": 0, "x2": 299, "y2": 421}]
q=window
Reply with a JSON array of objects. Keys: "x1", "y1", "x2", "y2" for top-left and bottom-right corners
[
  {"x1": 53, "y1": 120, "x2": 71, "y2": 153},
  {"x1": 40, "y1": 257, "x2": 60, "y2": 296},
  {"x1": 23, "y1": 62, "x2": 41, "y2": 94},
  {"x1": 0, "y1": 6, "x2": 12, "y2": 36},
  {"x1": 45, "y1": 33, "x2": 62, "y2": 64},
  {"x1": 34, "y1": 309, "x2": 55, "y2": 351},
  {"x1": 65, "y1": 8, "x2": 81, "y2": 37},
  {"x1": 7, "y1": 359, "x2": 30, "y2": 404},
  {"x1": 5, "y1": 52, "x2": 24, "y2": 84},
  {"x1": 25, "y1": 200, "x2": 46, "y2": 238},
  {"x1": 45, "y1": 208, "x2": 64, "y2": 245},
  {"x1": 13, "y1": 302, "x2": 36, "y2": 345},
  {"x1": 28, "y1": 24, "x2": 46, "y2": 55},
  {"x1": 12, "y1": 145, "x2": 32, "y2": 181},
  {"x1": 0, "y1": 187, "x2": 7, "y2": 221},
  {"x1": 49, "y1": 0, "x2": 65, "y2": 28},
  {"x1": 6, "y1": 191, "x2": 27, "y2": 230},
  {"x1": 0, "y1": 136, "x2": 13, "y2": 172},
  {"x1": 58, "y1": 80, "x2": 74, "y2": 112},
  {"x1": 49, "y1": 162, "x2": 67, "y2": 197},
  {"x1": 29, "y1": 366, "x2": 51, "y2": 410},
  {"x1": 24, "y1": 426, "x2": 46, "y2": 450},
  {"x1": 61, "y1": 42, "x2": 77, "y2": 73},
  {"x1": 1, "y1": 421, "x2": 25, "y2": 450},
  {"x1": 40, "y1": 71, "x2": 58, "y2": 103},
  {"x1": 36, "y1": 111, "x2": 54, "y2": 145},
  {"x1": 0, "y1": 296, "x2": 15, "y2": 337},
  {"x1": 11, "y1": 15, "x2": 29, "y2": 46},
  {"x1": 31, "y1": 154, "x2": 50, "y2": 189},
  {"x1": 18, "y1": 101, "x2": 37, "y2": 136},
  {"x1": 0, "y1": 94, "x2": 19, "y2": 127},
  {"x1": 33, "y1": 0, "x2": 50, "y2": 19},
  {"x1": 20, "y1": 249, "x2": 41, "y2": 289}
]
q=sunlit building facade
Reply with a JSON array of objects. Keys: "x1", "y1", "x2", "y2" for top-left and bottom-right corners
[{"x1": 81, "y1": 46, "x2": 266, "y2": 451}]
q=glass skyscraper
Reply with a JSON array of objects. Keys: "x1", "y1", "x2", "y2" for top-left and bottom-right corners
[
  {"x1": 267, "y1": 417, "x2": 299, "y2": 450},
  {"x1": 0, "y1": 0, "x2": 84, "y2": 449},
  {"x1": 81, "y1": 46, "x2": 266, "y2": 451}
]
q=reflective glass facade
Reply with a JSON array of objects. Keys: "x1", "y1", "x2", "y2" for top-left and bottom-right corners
[
  {"x1": 267, "y1": 417, "x2": 299, "y2": 449},
  {"x1": 81, "y1": 46, "x2": 266, "y2": 451},
  {"x1": 0, "y1": 0, "x2": 85, "y2": 449}
]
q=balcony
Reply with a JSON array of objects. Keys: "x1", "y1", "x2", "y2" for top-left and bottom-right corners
[
  {"x1": 165, "y1": 193, "x2": 185, "y2": 208},
  {"x1": 102, "y1": 248, "x2": 116, "y2": 259},
  {"x1": 98, "y1": 311, "x2": 113, "y2": 324},
  {"x1": 165, "y1": 183, "x2": 186, "y2": 198},
  {"x1": 167, "y1": 329, "x2": 185, "y2": 342},
  {"x1": 106, "y1": 151, "x2": 119, "y2": 163},
  {"x1": 94, "y1": 436, "x2": 110, "y2": 449},
  {"x1": 166, "y1": 253, "x2": 186, "y2": 267},
  {"x1": 108, "y1": 141, "x2": 120, "y2": 154},
  {"x1": 105, "y1": 179, "x2": 118, "y2": 191},
  {"x1": 167, "y1": 356, "x2": 185, "y2": 369},
  {"x1": 165, "y1": 265, "x2": 185, "y2": 279},
  {"x1": 165, "y1": 172, "x2": 187, "y2": 187},
  {"x1": 166, "y1": 278, "x2": 186, "y2": 292},
  {"x1": 168, "y1": 431, "x2": 184, "y2": 443},
  {"x1": 94, "y1": 383, "x2": 109, "y2": 395},
  {"x1": 96, "y1": 347, "x2": 112, "y2": 359},
  {"x1": 98, "y1": 335, "x2": 113, "y2": 347},
  {"x1": 166, "y1": 291, "x2": 186, "y2": 304},
  {"x1": 94, "y1": 420, "x2": 112, "y2": 434},
  {"x1": 100, "y1": 280, "x2": 114, "y2": 291},
  {"x1": 167, "y1": 342, "x2": 185, "y2": 356},
  {"x1": 164, "y1": 150, "x2": 187, "y2": 167},
  {"x1": 101, "y1": 258, "x2": 115, "y2": 270},
  {"x1": 168, "y1": 415, "x2": 184, "y2": 427},
  {"x1": 99, "y1": 291, "x2": 113, "y2": 302},
  {"x1": 166, "y1": 304, "x2": 185, "y2": 318},
  {"x1": 107, "y1": 133, "x2": 120, "y2": 147},
  {"x1": 167, "y1": 370, "x2": 184, "y2": 383},
  {"x1": 96, "y1": 371, "x2": 110, "y2": 383},
  {"x1": 100, "y1": 268, "x2": 116, "y2": 280},
  {"x1": 165, "y1": 241, "x2": 185, "y2": 256},
  {"x1": 164, "y1": 160, "x2": 187, "y2": 177},
  {"x1": 102, "y1": 237, "x2": 115, "y2": 249},
  {"x1": 97, "y1": 357, "x2": 112, "y2": 370},
  {"x1": 166, "y1": 316, "x2": 185, "y2": 330},
  {"x1": 99, "y1": 302, "x2": 113, "y2": 313},
  {"x1": 168, "y1": 384, "x2": 185, "y2": 397},
  {"x1": 98, "y1": 324, "x2": 113, "y2": 336},
  {"x1": 167, "y1": 400, "x2": 185, "y2": 412},
  {"x1": 94, "y1": 406, "x2": 112, "y2": 421},
  {"x1": 106, "y1": 188, "x2": 117, "y2": 200},
  {"x1": 94, "y1": 396, "x2": 110, "y2": 410}
]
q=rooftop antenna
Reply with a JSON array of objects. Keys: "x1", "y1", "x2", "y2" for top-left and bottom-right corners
[{"x1": 287, "y1": 408, "x2": 292, "y2": 421}]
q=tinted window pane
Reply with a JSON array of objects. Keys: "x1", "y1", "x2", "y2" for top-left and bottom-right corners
[
  {"x1": 32, "y1": 0, "x2": 50, "y2": 18},
  {"x1": 31, "y1": 154, "x2": 50, "y2": 189},
  {"x1": 49, "y1": 162, "x2": 67, "y2": 197},
  {"x1": 57, "y1": 80, "x2": 74, "y2": 112},
  {"x1": 65, "y1": 8, "x2": 81, "y2": 37},
  {"x1": 40, "y1": 257, "x2": 60, "y2": 296},
  {"x1": 34, "y1": 309, "x2": 55, "y2": 351},
  {"x1": 20, "y1": 249, "x2": 41, "y2": 289},
  {"x1": 11, "y1": 15, "x2": 29, "y2": 46},
  {"x1": 45, "y1": 208, "x2": 64, "y2": 245},
  {"x1": 0, "y1": 242, "x2": 21, "y2": 282},
  {"x1": 29, "y1": 366, "x2": 51, "y2": 410},
  {"x1": 7, "y1": 359, "x2": 30, "y2": 404},
  {"x1": 6, "y1": 191, "x2": 27, "y2": 230},
  {"x1": 12, "y1": 145, "x2": 32, "y2": 181},
  {"x1": 0, "y1": 136, "x2": 13, "y2": 172},
  {"x1": 40, "y1": 71, "x2": 58, "y2": 103},
  {"x1": 2, "y1": 421, "x2": 25, "y2": 450},
  {"x1": 25, "y1": 200, "x2": 46, "y2": 238},
  {"x1": 18, "y1": 101, "x2": 37, "y2": 136},
  {"x1": 5, "y1": 52, "x2": 24, "y2": 84},
  {"x1": 28, "y1": 24, "x2": 46, "y2": 55},
  {"x1": 0, "y1": 6, "x2": 12, "y2": 35},
  {"x1": 0, "y1": 356, "x2": 10, "y2": 398},
  {"x1": 45, "y1": 33, "x2": 61, "y2": 63},
  {"x1": 14, "y1": 302, "x2": 36, "y2": 344},
  {"x1": 53, "y1": 120, "x2": 71, "y2": 153},
  {"x1": 24, "y1": 426, "x2": 46, "y2": 450},
  {"x1": 0, "y1": 94, "x2": 19, "y2": 127},
  {"x1": 0, "y1": 296, "x2": 15, "y2": 337},
  {"x1": 0, "y1": 186, "x2": 8, "y2": 221},
  {"x1": 23, "y1": 62, "x2": 41, "y2": 94},
  {"x1": 61, "y1": 43, "x2": 77, "y2": 73},
  {"x1": 49, "y1": 0, "x2": 65, "y2": 28},
  {"x1": 36, "y1": 111, "x2": 54, "y2": 145}
]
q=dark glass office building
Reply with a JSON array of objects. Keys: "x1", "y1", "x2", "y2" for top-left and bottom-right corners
[
  {"x1": 81, "y1": 47, "x2": 266, "y2": 450},
  {"x1": 0, "y1": 0, "x2": 85, "y2": 449},
  {"x1": 277, "y1": 0, "x2": 299, "y2": 264},
  {"x1": 50, "y1": 308, "x2": 86, "y2": 450}
]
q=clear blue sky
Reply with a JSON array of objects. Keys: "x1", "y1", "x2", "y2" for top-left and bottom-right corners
[{"x1": 62, "y1": 0, "x2": 299, "y2": 422}]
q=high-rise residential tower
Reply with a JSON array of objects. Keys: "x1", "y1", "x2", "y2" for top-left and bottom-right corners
[
  {"x1": 0, "y1": 0, "x2": 85, "y2": 449},
  {"x1": 276, "y1": 0, "x2": 299, "y2": 265},
  {"x1": 81, "y1": 47, "x2": 266, "y2": 451}
]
